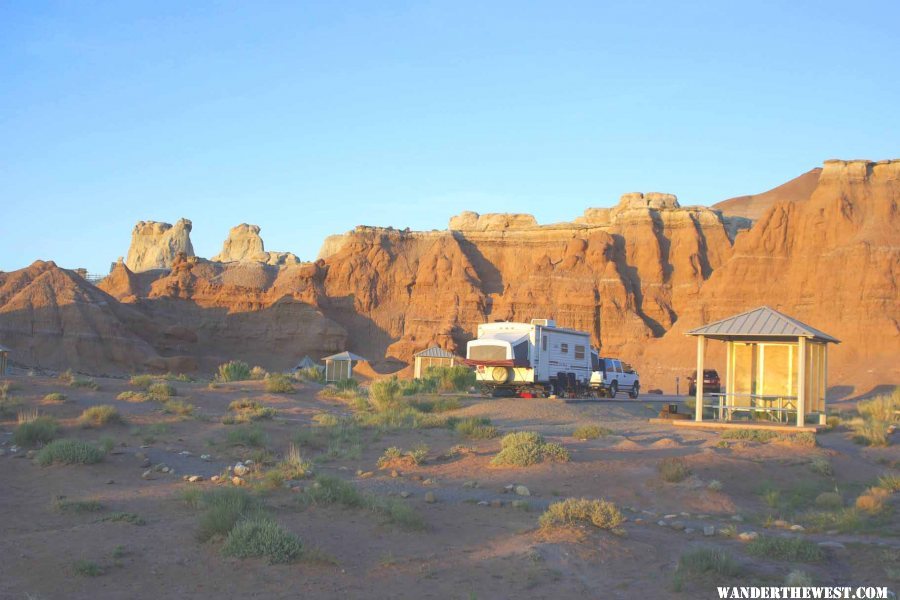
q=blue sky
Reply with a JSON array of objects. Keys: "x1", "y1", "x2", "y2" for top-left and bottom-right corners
[{"x1": 1, "y1": 1, "x2": 898, "y2": 273}]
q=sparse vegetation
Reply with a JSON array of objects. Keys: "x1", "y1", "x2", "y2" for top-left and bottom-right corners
[
  {"x1": 369, "y1": 377, "x2": 402, "y2": 411},
  {"x1": 147, "y1": 381, "x2": 176, "y2": 400},
  {"x1": 98, "y1": 512, "x2": 146, "y2": 525},
  {"x1": 264, "y1": 373, "x2": 294, "y2": 393},
  {"x1": 37, "y1": 439, "x2": 105, "y2": 465},
  {"x1": 129, "y1": 374, "x2": 154, "y2": 389},
  {"x1": 116, "y1": 390, "x2": 149, "y2": 402},
  {"x1": 193, "y1": 488, "x2": 263, "y2": 542},
  {"x1": 54, "y1": 498, "x2": 104, "y2": 513},
  {"x1": 297, "y1": 475, "x2": 424, "y2": 530},
  {"x1": 877, "y1": 473, "x2": 900, "y2": 493},
  {"x1": 249, "y1": 366, "x2": 269, "y2": 380},
  {"x1": 490, "y1": 431, "x2": 570, "y2": 467},
  {"x1": 294, "y1": 367, "x2": 325, "y2": 383},
  {"x1": 217, "y1": 360, "x2": 252, "y2": 382},
  {"x1": 226, "y1": 425, "x2": 267, "y2": 448},
  {"x1": 745, "y1": 536, "x2": 823, "y2": 562},
  {"x1": 294, "y1": 419, "x2": 362, "y2": 461},
  {"x1": 855, "y1": 487, "x2": 890, "y2": 514},
  {"x1": 72, "y1": 559, "x2": 103, "y2": 577},
  {"x1": 62, "y1": 370, "x2": 100, "y2": 390},
  {"x1": 814, "y1": 491, "x2": 843, "y2": 509},
  {"x1": 720, "y1": 429, "x2": 817, "y2": 447},
  {"x1": 658, "y1": 457, "x2": 691, "y2": 483},
  {"x1": 162, "y1": 399, "x2": 195, "y2": 416},
  {"x1": 377, "y1": 444, "x2": 429, "y2": 469},
  {"x1": 14, "y1": 415, "x2": 60, "y2": 446},
  {"x1": 455, "y1": 417, "x2": 498, "y2": 439},
  {"x1": 850, "y1": 388, "x2": 898, "y2": 446},
  {"x1": 276, "y1": 444, "x2": 313, "y2": 480},
  {"x1": 77, "y1": 405, "x2": 124, "y2": 427},
  {"x1": 226, "y1": 399, "x2": 276, "y2": 422},
  {"x1": 43, "y1": 392, "x2": 67, "y2": 403},
  {"x1": 538, "y1": 498, "x2": 624, "y2": 531},
  {"x1": 572, "y1": 424, "x2": 610, "y2": 440},
  {"x1": 672, "y1": 548, "x2": 740, "y2": 591},
  {"x1": 809, "y1": 456, "x2": 833, "y2": 477},
  {"x1": 222, "y1": 515, "x2": 303, "y2": 564},
  {"x1": 423, "y1": 365, "x2": 476, "y2": 392}
]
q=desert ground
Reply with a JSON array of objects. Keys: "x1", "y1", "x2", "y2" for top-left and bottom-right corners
[{"x1": 0, "y1": 372, "x2": 897, "y2": 600}]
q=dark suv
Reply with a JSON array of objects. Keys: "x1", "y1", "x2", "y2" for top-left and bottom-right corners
[{"x1": 687, "y1": 369, "x2": 721, "y2": 395}]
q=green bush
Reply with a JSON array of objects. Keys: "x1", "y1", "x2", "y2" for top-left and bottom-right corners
[
  {"x1": 673, "y1": 548, "x2": 740, "y2": 592},
  {"x1": 162, "y1": 399, "x2": 195, "y2": 416},
  {"x1": 226, "y1": 425, "x2": 267, "y2": 448},
  {"x1": 297, "y1": 475, "x2": 423, "y2": 530},
  {"x1": 43, "y1": 392, "x2": 67, "y2": 403},
  {"x1": 98, "y1": 511, "x2": 146, "y2": 525},
  {"x1": 334, "y1": 378, "x2": 358, "y2": 391},
  {"x1": 116, "y1": 390, "x2": 149, "y2": 402},
  {"x1": 455, "y1": 417, "x2": 498, "y2": 439},
  {"x1": 37, "y1": 439, "x2": 105, "y2": 465},
  {"x1": 658, "y1": 457, "x2": 691, "y2": 483},
  {"x1": 400, "y1": 377, "x2": 438, "y2": 396},
  {"x1": 295, "y1": 367, "x2": 325, "y2": 383},
  {"x1": 129, "y1": 374, "x2": 154, "y2": 389},
  {"x1": 809, "y1": 457, "x2": 833, "y2": 477},
  {"x1": 227, "y1": 399, "x2": 276, "y2": 422},
  {"x1": 538, "y1": 498, "x2": 624, "y2": 530},
  {"x1": 369, "y1": 377, "x2": 402, "y2": 411},
  {"x1": 814, "y1": 491, "x2": 843, "y2": 510},
  {"x1": 572, "y1": 424, "x2": 610, "y2": 439},
  {"x1": 491, "y1": 431, "x2": 570, "y2": 467},
  {"x1": 217, "y1": 360, "x2": 252, "y2": 382},
  {"x1": 55, "y1": 498, "x2": 104, "y2": 513},
  {"x1": 720, "y1": 429, "x2": 817, "y2": 447},
  {"x1": 877, "y1": 473, "x2": 900, "y2": 493},
  {"x1": 14, "y1": 416, "x2": 60, "y2": 446},
  {"x1": 858, "y1": 388, "x2": 900, "y2": 424},
  {"x1": 147, "y1": 382, "x2": 176, "y2": 400},
  {"x1": 194, "y1": 488, "x2": 262, "y2": 542},
  {"x1": 424, "y1": 365, "x2": 476, "y2": 392},
  {"x1": 72, "y1": 560, "x2": 103, "y2": 577},
  {"x1": 851, "y1": 418, "x2": 891, "y2": 447},
  {"x1": 745, "y1": 536, "x2": 824, "y2": 562},
  {"x1": 77, "y1": 405, "x2": 124, "y2": 428},
  {"x1": 249, "y1": 366, "x2": 269, "y2": 380},
  {"x1": 222, "y1": 515, "x2": 303, "y2": 564},
  {"x1": 264, "y1": 374, "x2": 294, "y2": 393}
]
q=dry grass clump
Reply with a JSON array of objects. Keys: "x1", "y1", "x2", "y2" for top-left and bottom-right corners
[
  {"x1": 37, "y1": 439, "x2": 105, "y2": 465},
  {"x1": 297, "y1": 475, "x2": 424, "y2": 530},
  {"x1": 877, "y1": 473, "x2": 900, "y2": 493},
  {"x1": 294, "y1": 367, "x2": 325, "y2": 383},
  {"x1": 850, "y1": 388, "x2": 899, "y2": 446},
  {"x1": 369, "y1": 377, "x2": 402, "y2": 411},
  {"x1": 855, "y1": 487, "x2": 890, "y2": 514},
  {"x1": 77, "y1": 405, "x2": 124, "y2": 428},
  {"x1": 264, "y1": 373, "x2": 294, "y2": 393},
  {"x1": 13, "y1": 415, "x2": 60, "y2": 447},
  {"x1": 672, "y1": 548, "x2": 741, "y2": 592},
  {"x1": 490, "y1": 431, "x2": 570, "y2": 467},
  {"x1": 658, "y1": 457, "x2": 691, "y2": 483},
  {"x1": 814, "y1": 491, "x2": 844, "y2": 510},
  {"x1": 43, "y1": 392, "x2": 67, "y2": 403},
  {"x1": 720, "y1": 429, "x2": 817, "y2": 447},
  {"x1": 455, "y1": 417, "x2": 498, "y2": 439},
  {"x1": 745, "y1": 536, "x2": 824, "y2": 562},
  {"x1": 217, "y1": 360, "x2": 252, "y2": 382},
  {"x1": 72, "y1": 559, "x2": 103, "y2": 577},
  {"x1": 60, "y1": 370, "x2": 99, "y2": 390},
  {"x1": 271, "y1": 444, "x2": 314, "y2": 481},
  {"x1": 129, "y1": 374, "x2": 154, "y2": 389},
  {"x1": 147, "y1": 382, "x2": 177, "y2": 400},
  {"x1": 809, "y1": 457, "x2": 833, "y2": 477},
  {"x1": 377, "y1": 444, "x2": 429, "y2": 469},
  {"x1": 117, "y1": 390, "x2": 149, "y2": 402},
  {"x1": 226, "y1": 425, "x2": 267, "y2": 448},
  {"x1": 572, "y1": 424, "x2": 611, "y2": 440},
  {"x1": 225, "y1": 399, "x2": 276, "y2": 423},
  {"x1": 538, "y1": 498, "x2": 624, "y2": 531},
  {"x1": 249, "y1": 366, "x2": 269, "y2": 380},
  {"x1": 162, "y1": 399, "x2": 195, "y2": 416}
]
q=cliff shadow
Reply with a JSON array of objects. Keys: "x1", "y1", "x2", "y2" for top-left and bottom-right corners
[
  {"x1": 451, "y1": 232, "x2": 504, "y2": 296},
  {"x1": 609, "y1": 234, "x2": 667, "y2": 338}
]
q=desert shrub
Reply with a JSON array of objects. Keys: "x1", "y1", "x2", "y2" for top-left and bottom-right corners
[
  {"x1": 147, "y1": 382, "x2": 176, "y2": 400},
  {"x1": 295, "y1": 367, "x2": 325, "y2": 383},
  {"x1": 227, "y1": 399, "x2": 276, "y2": 422},
  {"x1": 851, "y1": 418, "x2": 890, "y2": 447},
  {"x1": 356, "y1": 406, "x2": 446, "y2": 430},
  {"x1": 334, "y1": 378, "x2": 358, "y2": 391},
  {"x1": 672, "y1": 548, "x2": 740, "y2": 590},
  {"x1": 401, "y1": 377, "x2": 439, "y2": 396},
  {"x1": 814, "y1": 491, "x2": 844, "y2": 510},
  {"x1": 877, "y1": 473, "x2": 900, "y2": 493},
  {"x1": 803, "y1": 507, "x2": 865, "y2": 533},
  {"x1": 295, "y1": 419, "x2": 362, "y2": 461},
  {"x1": 745, "y1": 536, "x2": 823, "y2": 562},
  {"x1": 98, "y1": 512, "x2": 146, "y2": 525},
  {"x1": 222, "y1": 515, "x2": 303, "y2": 564},
  {"x1": 411, "y1": 396, "x2": 461, "y2": 413},
  {"x1": 312, "y1": 412, "x2": 340, "y2": 427},
  {"x1": 14, "y1": 416, "x2": 59, "y2": 446},
  {"x1": 855, "y1": 487, "x2": 890, "y2": 514},
  {"x1": 658, "y1": 457, "x2": 691, "y2": 483},
  {"x1": 377, "y1": 444, "x2": 428, "y2": 469},
  {"x1": 162, "y1": 372, "x2": 192, "y2": 382},
  {"x1": 858, "y1": 388, "x2": 900, "y2": 423},
  {"x1": 538, "y1": 498, "x2": 624, "y2": 530},
  {"x1": 369, "y1": 377, "x2": 402, "y2": 411},
  {"x1": 708, "y1": 480, "x2": 723, "y2": 491},
  {"x1": 194, "y1": 488, "x2": 262, "y2": 542},
  {"x1": 78, "y1": 405, "x2": 124, "y2": 428},
  {"x1": 72, "y1": 560, "x2": 103, "y2": 577},
  {"x1": 491, "y1": 431, "x2": 570, "y2": 467},
  {"x1": 162, "y1": 399, "x2": 195, "y2": 416},
  {"x1": 809, "y1": 457, "x2": 833, "y2": 477},
  {"x1": 37, "y1": 439, "x2": 105, "y2": 465},
  {"x1": 249, "y1": 366, "x2": 268, "y2": 380},
  {"x1": 720, "y1": 429, "x2": 816, "y2": 447},
  {"x1": 297, "y1": 475, "x2": 424, "y2": 530},
  {"x1": 226, "y1": 425, "x2": 267, "y2": 448},
  {"x1": 424, "y1": 365, "x2": 476, "y2": 392},
  {"x1": 572, "y1": 424, "x2": 610, "y2": 440},
  {"x1": 54, "y1": 498, "x2": 104, "y2": 513},
  {"x1": 264, "y1": 373, "x2": 294, "y2": 393},
  {"x1": 116, "y1": 391, "x2": 148, "y2": 403},
  {"x1": 455, "y1": 417, "x2": 498, "y2": 439},
  {"x1": 278, "y1": 444, "x2": 313, "y2": 480},
  {"x1": 43, "y1": 392, "x2": 67, "y2": 403},
  {"x1": 217, "y1": 360, "x2": 252, "y2": 382},
  {"x1": 129, "y1": 374, "x2": 154, "y2": 389},
  {"x1": 58, "y1": 370, "x2": 75, "y2": 384}
]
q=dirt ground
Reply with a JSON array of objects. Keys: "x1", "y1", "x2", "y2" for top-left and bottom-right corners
[{"x1": 0, "y1": 375, "x2": 897, "y2": 600}]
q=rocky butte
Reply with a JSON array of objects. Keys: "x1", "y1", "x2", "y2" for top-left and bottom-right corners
[{"x1": 0, "y1": 159, "x2": 896, "y2": 395}]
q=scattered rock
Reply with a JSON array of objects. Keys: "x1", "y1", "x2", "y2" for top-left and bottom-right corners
[
  {"x1": 738, "y1": 531, "x2": 759, "y2": 541},
  {"x1": 463, "y1": 480, "x2": 479, "y2": 489},
  {"x1": 424, "y1": 492, "x2": 436, "y2": 503},
  {"x1": 504, "y1": 484, "x2": 515, "y2": 493},
  {"x1": 140, "y1": 458, "x2": 151, "y2": 468},
  {"x1": 514, "y1": 485, "x2": 530, "y2": 497},
  {"x1": 141, "y1": 470, "x2": 154, "y2": 480},
  {"x1": 703, "y1": 525, "x2": 716, "y2": 536},
  {"x1": 663, "y1": 514, "x2": 677, "y2": 519},
  {"x1": 477, "y1": 500, "x2": 489, "y2": 506},
  {"x1": 358, "y1": 471, "x2": 374, "y2": 479},
  {"x1": 789, "y1": 524, "x2": 805, "y2": 531},
  {"x1": 106, "y1": 479, "x2": 115, "y2": 485},
  {"x1": 233, "y1": 463, "x2": 250, "y2": 476},
  {"x1": 231, "y1": 476, "x2": 244, "y2": 486},
  {"x1": 200, "y1": 454, "x2": 211, "y2": 461},
  {"x1": 657, "y1": 520, "x2": 668, "y2": 527},
  {"x1": 731, "y1": 515, "x2": 744, "y2": 522},
  {"x1": 422, "y1": 478, "x2": 436, "y2": 485},
  {"x1": 179, "y1": 451, "x2": 192, "y2": 456},
  {"x1": 399, "y1": 491, "x2": 411, "y2": 498},
  {"x1": 670, "y1": 521, "x2": 686, "y2": 531},
  {"x1": 188, "y1": 475, "x2": 202, "y2": 483}
]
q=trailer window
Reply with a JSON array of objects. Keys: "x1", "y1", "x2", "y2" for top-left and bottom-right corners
[
  {"x1": 574, "y1": 345, "x2": 585, "y2": 360},
  {"x1": 560, "y1": 343, "x2": 568, "y2": 354},
  {"x1": 542, "y1": 336, "x2": 547, "y2": 351},
  {"x1": 469, "y1": 345, "x2": 507, "y2": 361}
]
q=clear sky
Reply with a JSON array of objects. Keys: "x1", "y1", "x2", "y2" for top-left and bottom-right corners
[{"x1": 2, "y1": 1, "x2": 898, "y2": 273}]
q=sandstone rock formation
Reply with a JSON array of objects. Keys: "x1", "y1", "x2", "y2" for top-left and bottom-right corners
[
  {"x1": 448, "y1": 211, "x2": 539, "y2": 231},
  {"x1": 212, "y1": 223, "x2": 301, "y2": 266},
  {"x1": 714, "y1": 168, "x2": 821, "y2": 221},
  {"x1": 125, "y1": 219, "x2": 194, "y2": 272}
]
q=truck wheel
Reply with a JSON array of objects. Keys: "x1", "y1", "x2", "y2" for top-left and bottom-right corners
[
  {"x1": 609, "y1": 381, "x2": 618, "y2": 397},
  {"x1": 629, "y1": 383, "x2": 640, "y2": 399}
]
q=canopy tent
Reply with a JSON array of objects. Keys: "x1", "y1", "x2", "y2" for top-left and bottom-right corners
[
  {"x1": 294, "y1": 356, "x2": 321, "y2": 371},
  {"x1": 686, "y1": 307, "x2": 839, "y2": 427},
  {"x1": 322, "y1": 351, "x2": 368, "y2": 382}
]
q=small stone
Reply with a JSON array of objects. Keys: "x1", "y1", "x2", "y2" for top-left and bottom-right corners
[
  {"x1": 504, "y1": 484, "x2": 515, "y2": 493},
  {"x1": 140, "y1": 458, "x2": 151, "y2": 468},
  {"x1": 679, "y1": 512, "x2": 690, "y2": 517},
  {"x1": 703, "y1": 525, "x2": 716, "y2": 536},
  {"x1": 738, "y1": 531, "x2": 759, "y2": 541},
  {"x1": 200, "y1": 454, "x2": 211, "y2": 461},
  {"x1": 390, "y1": 470, "x2": 399, "y2": 478},
  {"x1": 511, "y1": 500, "x2": 529, "y2": 510},
  {"x1": 664, "y1": 514, "x2": 677, "y2": 519},
  {"x1": 231, "y1": 476, "x2": 244, "y2": 486},
  {"x1": 657, "y1": 520, "x2": 668, "y2": 527},
  {"x1": 697, "y1": 514, "x2": 709, "y2": 520},
  {"x1": 142, "y1": 470, "x2": 154, "y2": 480},
  {"x1": 731, "y1": 515, "x2": 744, "y2": 522},
  {"x1": 233, "y1": 464, "x2": 250, "y2": 476},
  {"x1": 211, "y1": 475, "x2": 220, "y2": 482},
  {"x1": 358, "y1": 471, "x2": 374, "y2": 479},
  {"x1": 789, "y1": 524, "x2": 805, "y2": 531},
  {"x1": 188, "y1": 475, "x2": 202, "y2": 483},
  {"x1": 180, "y1": 450, "x2": 192, "y2": 456},
  {"x1": 161, "y1": 466, "x2": 170, "y2": 473},
  {"x1": 356, "y1": 469, "x2": 363, "y2": 476},
  {"x1": 106, "y1": 479, "x2": 115, "y2": 485},
  {"x1": 514, "y1": 485, "x2": 530, "y2": 496},
  {"x1": 477, "y1": 501, "x2": 489, "y2": 506},
  {"x1": 463, "y1": 480, "x2": 478, "y2": 488},
  {"x1": 399, "y1": 491, "x2": 411, "y2": 498},
  {"x1": 424, "y1": 492, "x2": 436, "y2": 503},
  {"x1": 423, "y1": 478, "x2": 436, "y2": 485},
  {"x1": 670, "y1": 521, "x2": 686, "y2": 531},
  {"x1": 773, "y1": 519, "x2": 789, "y2": 528}
]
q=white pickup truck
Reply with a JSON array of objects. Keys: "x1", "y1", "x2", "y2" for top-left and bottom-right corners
[{"x1": 590, "y1": 356, "x2": 640, "y2": 398}]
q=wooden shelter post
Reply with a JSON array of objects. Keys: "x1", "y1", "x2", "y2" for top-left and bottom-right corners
[
  {"x1": 796, "y1": 336, "x2": 807, "y2": 427},
  {"x1": 695, "y1": 335, "x2": 706, "y2": 422}
]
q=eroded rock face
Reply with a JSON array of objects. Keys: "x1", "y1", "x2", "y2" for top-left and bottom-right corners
[
  {"x1": 125, "y1": 219, "x2": 194, "y2": 272},
  {"x1": 449, "y1": 212, "x2": 539, "y2": 231},
  {"x1": 212, "y1": 223, "x2": 301, "y2": 266}
]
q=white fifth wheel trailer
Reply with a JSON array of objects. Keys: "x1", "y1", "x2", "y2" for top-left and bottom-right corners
[{"x1": 465, "y1": 319, "x2": 594, "y2": 396}]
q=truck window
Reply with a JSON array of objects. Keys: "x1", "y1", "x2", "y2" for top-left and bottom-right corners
[
  {"x1": 574, "y1": 345, "x2": 585, "y2": 360},
  {"x1": 613, "y1": 360, "x2": 622, "y2": 372},
  {"x1": 560, "y1": 343, "x2": 568, "y2": 354}
]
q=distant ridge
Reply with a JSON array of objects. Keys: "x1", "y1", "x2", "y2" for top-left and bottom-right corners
[{"x1": 714, "y1": 168, "x2": 821, "y2": 221}]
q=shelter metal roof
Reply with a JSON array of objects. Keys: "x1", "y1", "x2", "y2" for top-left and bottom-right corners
[
  {"x1": 413, "y1": 346, "x2": 456, "y2": 358},
  {"x1": 686, "y1": 306, "x2": 840, "y2": 343},
  {"x1": 322, "y1": 351, "x2": 368, "y2": 362}
]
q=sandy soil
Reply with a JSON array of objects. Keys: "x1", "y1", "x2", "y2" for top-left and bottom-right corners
[{"x1": 0, "y1": 376, "x2": 897, "y2": 599}]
